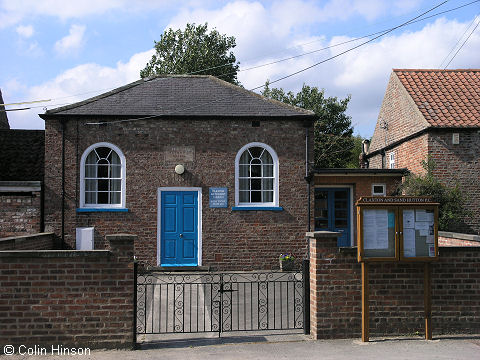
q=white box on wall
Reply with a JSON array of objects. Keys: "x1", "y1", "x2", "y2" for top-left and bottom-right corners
[{"x1": 76, "y1": 227, "x2": 94, "y2": 250}]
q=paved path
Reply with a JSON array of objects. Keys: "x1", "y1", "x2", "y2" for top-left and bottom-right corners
[{"x1": 2, "y1": 335, "x2": 480, "y2": 360}]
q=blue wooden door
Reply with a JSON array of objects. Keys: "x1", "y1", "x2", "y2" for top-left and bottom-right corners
[
  {"x1": 161, "y1": 191, "x2": 198, "y2": 266},
  {"x1": 314, "y1": 188, "x2": 351, "y2": 247}
]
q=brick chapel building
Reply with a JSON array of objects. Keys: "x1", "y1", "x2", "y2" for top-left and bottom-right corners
[
  {"x1": 366, "y1": 69, "x2": 480, "y2": 235},
  {"x1": 40, "y1": 75, "x2": 317, "y2": 270}
]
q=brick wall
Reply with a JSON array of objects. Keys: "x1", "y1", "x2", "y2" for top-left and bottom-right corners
[
  {"x1": 0, "y1": 232, "x2": 54, "y2": 251},
  {"x1": 428, "y1": 130, "x2": 480, "y2": 234},
  {"x1": 44, "y1": 118, "x2": 312, "y2": 270},
  {"x1": 368, "y1": 133, "x2": 428, "y2": 174},
  {"x1": 308, "y1": 232, "x2": 480, "y2": 339},
  {"x1": 0, "y1": 192, "x2": 41, "y2": 238},
  {"x1": 0, "y1": 234, "x2": 135, "y2": 349},
  {"x1": 439, "y1": 231, "x2": 480, "y2": 247},
  {"x1": 369, "y1": 72, "x2": 429, "y2": 154}
]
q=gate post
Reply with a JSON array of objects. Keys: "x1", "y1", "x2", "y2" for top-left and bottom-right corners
[
  {"x1": 133, "y1": 260, "x2": 138, "y2": 350},
  {"x1": 306, "y1": 231, "x2": 341, "y2": 339},
  {"x1": 302, "y1": 259, "x2": 310, "y2": 335}
]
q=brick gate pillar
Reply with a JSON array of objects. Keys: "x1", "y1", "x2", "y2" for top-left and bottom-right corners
[{"x1": 306, "y1": 231, "x2": 341, "y2": 339}]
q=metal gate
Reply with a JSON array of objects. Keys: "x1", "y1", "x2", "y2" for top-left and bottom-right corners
[{"x1": 134, "y1": 262, "x2": 309, "y2": 344}]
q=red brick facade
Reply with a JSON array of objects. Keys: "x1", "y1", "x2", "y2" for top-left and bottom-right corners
[
  {"x1": 0, "y1": 191, "x2": 42, "y2": 238},
  {"x1": 308, "y1": 232, "x2": 480, "y2": 339},
  {"x1": 368, "y1": 70, "x2": 480, "y2": 235},
  {"x1": 0, "y1": 234, "x2": 135, "y2": 349},
  {"x1": 44, "y1": 117, "x2": 312, "y2": 270}
]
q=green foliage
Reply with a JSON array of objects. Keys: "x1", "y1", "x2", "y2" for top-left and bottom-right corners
[
  {"x1": 140, "y1": 23, "x2": 240, "y2": 84},
  {"x1": 400, "y1": 158, "x2": 468, "y2": 231},
  {"x1": 262, "y1": 82, "x2": 354, "y2": 168},
  {"x1": 345, "y1": 135, "x2": 364, "y2": 168}
]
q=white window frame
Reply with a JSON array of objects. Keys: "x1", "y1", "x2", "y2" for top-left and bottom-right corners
[
  {"x1": 79, "y1": 142, "x2": 126, "y2": 209},
  {"x1": 234, "y1": 142, "x2": 279, "y2": 208},
  {"x1": 371, "y1": 183, "x2": 386, "y2": 196},
  {"x1": 388, "y1": 152, "x2": 395, "y2": 169}
]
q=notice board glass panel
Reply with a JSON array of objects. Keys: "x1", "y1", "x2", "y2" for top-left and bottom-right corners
[
  {"x1": 402, "y1": 209, "x2": 435, "y2": 258},
  {"x1": 362, "y1": 208, "x2": 396, "y2": 258}
]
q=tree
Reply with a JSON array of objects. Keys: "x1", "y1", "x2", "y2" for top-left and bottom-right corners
[
  {"x1": 140, "y1": 23, "x2": 240, "y2": 84},
  {"x1": 400, "y1": 158, "x2": 468, "y2": 231},
  {"x1": 262, "y1": 82, "x2": 354, "y2": 168},
  {"x1": 345, "y1": 134, "x2": 364, "y2": 168}
]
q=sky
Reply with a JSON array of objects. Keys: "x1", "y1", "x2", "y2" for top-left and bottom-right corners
[{"x1": 0, "y1": 0, "x2": 479, "y2": 137}]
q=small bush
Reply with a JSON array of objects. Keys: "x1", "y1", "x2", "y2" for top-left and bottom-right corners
[{"x1": 400, "y1": 158, "x2": 469, "y2": 231}]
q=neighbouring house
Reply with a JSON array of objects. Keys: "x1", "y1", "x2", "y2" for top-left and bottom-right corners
[
  {"x1": 366, "y1": 69, "x2": 480, "y2": 235},
  {"x1": 0, "y1": 120, "x2": 45, "y2": 237},
  {"x1": 0, "y1": 89, "x2": 10, "y2": 129},
  {"x1": 40, "y1": 75, "x2": 316, "y2": 270},
  {"x1": 308, "y1": 168, "x2": 407, "y2": 247}
]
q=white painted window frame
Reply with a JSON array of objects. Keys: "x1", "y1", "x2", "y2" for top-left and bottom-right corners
[
  {"x1": 234, "y1": 142, "x2": 279, "y2": 208},
  {"x1": 371, "y1": 183, "x2": 386, "y2": 196},
  {"x1": 157, "y1": 187, "x2": 203, "y2": 267},
  {"x1": 79, "y1": 142, "x2": 126, "y2": 209},
  {"x1": 388, "y1": 151, "x2": 395, "y2": 169},
  {"x1": 314, "y1": 185, "x2": 354, "y2": 247}
]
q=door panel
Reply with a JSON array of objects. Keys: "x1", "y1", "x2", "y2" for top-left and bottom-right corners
[
  {"x1": 161, "y1": 191, "x2": 198, "y2": 266},
  {"x1": 314, "y1": 188, "x2": 351, "y2": 247}
]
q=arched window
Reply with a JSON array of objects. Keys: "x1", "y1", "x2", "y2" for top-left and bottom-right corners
[
  {"x1": 235, "y1": 142, "x2": 279, "y2": 207},
  {"x1": 80, "y1": 142, "x2": 126, "y2": 208}
]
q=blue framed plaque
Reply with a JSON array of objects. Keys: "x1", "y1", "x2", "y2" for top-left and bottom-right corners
[{"x1": 209, "y1": 187, "x2": 228, "y2": 208}]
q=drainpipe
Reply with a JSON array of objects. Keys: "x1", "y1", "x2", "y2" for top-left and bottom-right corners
[
  {"x1": 305, "y1": 126, "x2": 311, "y2": 233},
  {"x1": 40, "y1": 181, "x2": 45, "y2": 233},
  {"x1": 61, "y1": 119, "x2": 66, "y2": 249}
]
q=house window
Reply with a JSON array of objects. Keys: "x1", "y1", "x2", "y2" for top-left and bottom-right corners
[
  {"x1": 235, "y1": 142, "x2": 279, "y2": 207},
  {"x1": 80, "y1": 142, "x2": 126, "y2": 208},
  {"x1": 372, "y1": 184, "x2": 386, "y2": 196},
  {"x1": 388, "y1": 152, "x2": 395, "y2": 169}
]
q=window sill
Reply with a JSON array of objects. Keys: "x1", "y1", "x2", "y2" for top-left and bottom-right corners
[
  {"x1": 232, "y1": 206, "x2": 284, "y2": 211},
  {"x1": 76, "y1": 208, "x2": 129, "y2": 213}
]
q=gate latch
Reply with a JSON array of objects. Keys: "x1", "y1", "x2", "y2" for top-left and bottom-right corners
[{"x1": 219, "y1": 283, "x2": 238, "y2": 293}]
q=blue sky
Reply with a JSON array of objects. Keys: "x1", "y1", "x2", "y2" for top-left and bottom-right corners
[{"x1": 1, "y1": 0, "x2": 479, "y2": 137}]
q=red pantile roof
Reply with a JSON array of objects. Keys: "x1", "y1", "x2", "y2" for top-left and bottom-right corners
[{"x1": 394, "y1": 69, "x2": 480, "y2": 127}]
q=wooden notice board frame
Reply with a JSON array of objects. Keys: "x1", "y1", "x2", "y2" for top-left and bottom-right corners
[
  {"x1": 356, "y1": 197, "x2": 439, "y2": 262},
  {"x1": 355, "y1": 196, "x2": 439, "y2": 342}
]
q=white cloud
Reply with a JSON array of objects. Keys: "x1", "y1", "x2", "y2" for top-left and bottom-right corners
[
  {"x1": 6, "y1": 49, "x2": 154, "y2": 129},
  {"x1": 16, "y1": 24, "x2": 34, "y2": 38},
  {"x1": 0, "y1": 0, "x2": 179, "y2": 28},
  {"x1": 54, "y1": 24, "x2": 86, "y2": 55}
]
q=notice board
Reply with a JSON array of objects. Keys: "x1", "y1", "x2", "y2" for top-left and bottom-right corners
[{"x1": 357, "y1": 197, "x2": 439, "y2": 262}]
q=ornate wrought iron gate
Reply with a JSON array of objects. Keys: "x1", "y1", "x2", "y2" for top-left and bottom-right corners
[{"x1": 134, "y1": 263, "x2": 309, "y2": 343}]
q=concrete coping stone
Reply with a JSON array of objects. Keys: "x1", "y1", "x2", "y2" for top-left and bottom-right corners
[
  {"x1": 305, "y1": 231, "x2": 342, "y2": 238},
  {"x1": 0, "y1": 181, "x2": 42, "y2": 192},
  {"x1": 0, "y1": 250, "x2": 111, "y2": 258},
  {"x1": 106, "y1": 234, "x2": 137, "y2": 242},
  {"x1": 0, "y1": 232, "x2": 54, "y2": 242},
  {"x1": 438, "y1": 231, "x2": 480, "y2": 242}
]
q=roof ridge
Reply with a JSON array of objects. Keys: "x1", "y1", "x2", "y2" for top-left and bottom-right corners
[
  {"x1": 394, "y1": 68, "x2": 480, "y2": 72},
  {"x1": 206, "y1": 75, "x2": 315, "y2": 116}
]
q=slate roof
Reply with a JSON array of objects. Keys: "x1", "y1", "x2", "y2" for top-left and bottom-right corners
[
  {"x1": 0, "y1": 130, "x2": 44, "y2": 181},
  {"x1": 43, "y1": 75, "x2": 315, "y2": 119},
  {"x1": 0, "y1": 89, "x2": 10, "y2": 129},
  {"x1": 394, "y1": 69, "x2": 480, "y2": 127}
]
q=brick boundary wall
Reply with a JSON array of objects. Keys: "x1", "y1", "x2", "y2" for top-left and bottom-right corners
[
  {"x1": 438, "y1": 231, "x2": 480, "y2": 247},
  {"x1": 307, "y1": 232, "x2": 480, "y2": 339},
  {"x1": 0, "y1": 233, "x2": 55, "y2": 251},
  {"x1": 0, "y1": 234, "x2": 135, "y2": 351}
]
